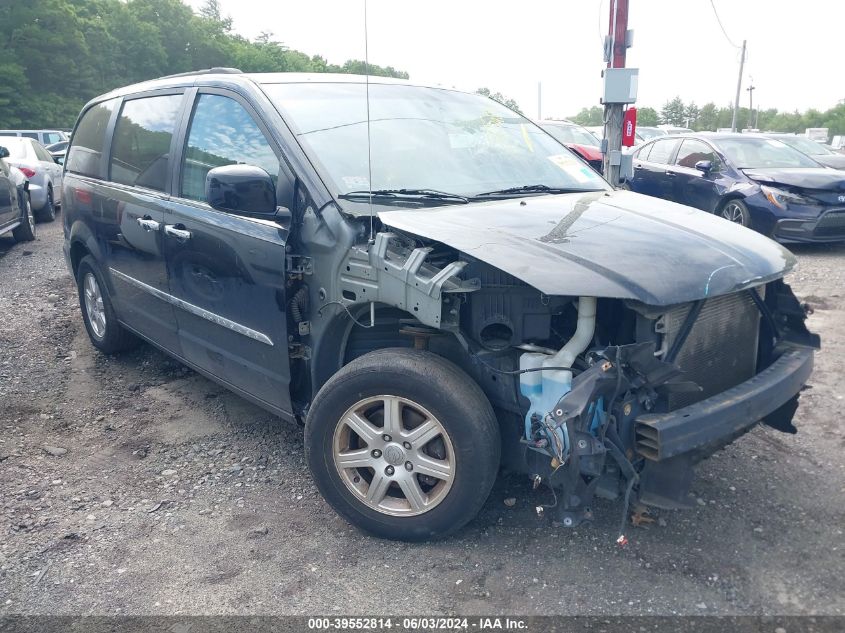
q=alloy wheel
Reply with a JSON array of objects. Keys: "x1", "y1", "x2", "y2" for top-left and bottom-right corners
[
  {"x1": 722, "y1": 202, "x2": 745, "y2": 224},
  {"x1": 83, "y1": 272, "x2": 106, "y2": 339},
  {"x1": 332, "y1": 395, "x2": 455, "y2": 516}
]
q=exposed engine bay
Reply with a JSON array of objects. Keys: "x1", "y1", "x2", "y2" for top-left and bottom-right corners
[{"x1": 329, "y1": 226, "x2": 819, "y2": 538}]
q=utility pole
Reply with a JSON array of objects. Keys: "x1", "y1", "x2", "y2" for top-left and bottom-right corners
[
  {"x1": 746, "y1": 83, "x2": 755, "y2": 130},
  {"x1": 538, "y1": 81, "x2": 542, "y2": 120},
  {"x1": 602, "y1": 0, "x2": 629, "y2": 185},
  {"x1": 730, "y1": 39, "x2": 746, "y2": 132}
]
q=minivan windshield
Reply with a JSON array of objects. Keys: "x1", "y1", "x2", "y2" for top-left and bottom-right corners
[
  {"x1": 717, "y1": 137, "x2": 821, "y2": 169},
  {"x1": 262, "y1": 82, "x2": 609, "y2": 209}
]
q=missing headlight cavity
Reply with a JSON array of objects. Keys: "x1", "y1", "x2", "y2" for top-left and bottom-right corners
[{"x1": 479, "y1": 322, "x2": 514, "y2": 350}]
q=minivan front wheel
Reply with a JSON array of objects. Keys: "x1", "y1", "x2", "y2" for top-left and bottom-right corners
[
  {"x1": 305, "y1": 348, "x2": 500, "y2": 541},
  {"x1": 76, "y1": 255, "x2": 138, "y2": 354}
]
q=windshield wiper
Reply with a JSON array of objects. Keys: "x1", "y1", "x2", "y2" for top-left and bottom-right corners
[
  {"x1": 472, "y1": 184, "x2": 601, "y2": 198},
  {"x1": 339, "y1": 188, "x2": 469, "y2": 204}
]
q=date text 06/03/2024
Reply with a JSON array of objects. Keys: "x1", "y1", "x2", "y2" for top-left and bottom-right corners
[{"x1": 306, "y1": 617, "x2": 529, "y2": 630}]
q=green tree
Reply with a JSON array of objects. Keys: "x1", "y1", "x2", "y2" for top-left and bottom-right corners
[
  {"x1": 684, "y1": 102, "x2": 700, "y2": 128},
  {"x1": 660, "y1": 97, "x2": 686, "y2": 126},
  {"x1": 636, "y1": 107, "x2": 659, "y2": 126},
  {"x1": 570, "y1": 106, "x2": 604, "y2": 126},
  {"x1": 0, "y1": 0, "x2": 410, "y2": 129}
]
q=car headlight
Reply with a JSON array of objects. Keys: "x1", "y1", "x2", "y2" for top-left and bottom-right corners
[{"x1": 760, "y1": 185, "x2": 816, "y2": 209}]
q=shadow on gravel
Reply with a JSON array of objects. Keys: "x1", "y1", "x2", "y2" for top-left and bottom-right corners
[{"x1": 787, "y1": 241, "x2": 845, "y2": 257}]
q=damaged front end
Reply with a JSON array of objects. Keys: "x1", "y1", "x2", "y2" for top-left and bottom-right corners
[
  {"x1": 515, "y1": 281, "x2": 818, "y2": 537},
  {"x1": 328, "y1": 194, "x2": 819, "y2": 538}
]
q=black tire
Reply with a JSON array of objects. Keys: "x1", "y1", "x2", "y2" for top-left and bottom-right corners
[
  {"x1": 76, "y1": 255, "x2": 139, "y2": 354},
  {"x1": 305, "y1": 348, "x2": 500, "y2": 541},
  {"x1": 12, "y1": 192, "x2": 36, "y2": 242},
  {"x1": 35, "y1": 185, "x2": 56, "y2": 222},
  {"x1": 718, "y1": 198, "x2": 751, "y2": 227}
]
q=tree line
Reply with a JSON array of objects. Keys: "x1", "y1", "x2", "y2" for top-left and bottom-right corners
[
  {"x1": 0, "y1": 0, "x2": 409, "y2": 129},
  {"x1": 570, "y1": 97, "x2": 845, "y2": 136}
]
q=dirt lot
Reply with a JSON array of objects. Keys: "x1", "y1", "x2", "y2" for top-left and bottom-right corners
[{"x1": 1, "y1": 218, "x2": 843, "y2": 616}]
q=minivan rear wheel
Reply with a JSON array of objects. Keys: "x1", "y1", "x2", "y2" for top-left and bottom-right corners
[
  {"x1": 305, "y1": 348, "x2": 500, "y2": 541},
  {"x1": 76, "y1": 255, "x2": 138, "y2": 354}
]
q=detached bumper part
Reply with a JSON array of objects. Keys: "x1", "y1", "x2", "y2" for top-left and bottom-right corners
[{"x1": 635, "y1": 347, "x2": 814, "y2": 462}]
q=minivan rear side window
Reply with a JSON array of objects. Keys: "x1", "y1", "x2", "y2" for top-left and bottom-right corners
[
  {"x1": 110, "y1": 94, "x2": 182, "y2": 192},
  {"x1": 67, "y1": 98, "x2": 117, "y2": 178},
  {"x1": 180, "y1": 94, "x2": 279, "y2": 202}
]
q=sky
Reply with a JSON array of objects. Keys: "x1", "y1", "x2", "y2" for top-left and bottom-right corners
[{"x1": 187, "y1": 0, "x2": 844, "y2": 119}]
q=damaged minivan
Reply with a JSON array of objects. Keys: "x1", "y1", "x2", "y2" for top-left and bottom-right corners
[{"x1": 62, "y1": 71, "x2": 819, "y2": 541}]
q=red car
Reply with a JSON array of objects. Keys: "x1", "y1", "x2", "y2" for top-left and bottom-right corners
[{"x1": 539, "y1": 119, "x2": 603, "y2": 173}]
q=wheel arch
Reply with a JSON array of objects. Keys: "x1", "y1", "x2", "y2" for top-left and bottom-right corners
[
  {"x1": 309, "y1": 303, "x2": 468, "y2": 402},
  {"x1": 67, "y1": 221, "x2": 106, "y2": 281},
  {"x1": 715, "y1": 191, "x2": 748, "y2": 214}
]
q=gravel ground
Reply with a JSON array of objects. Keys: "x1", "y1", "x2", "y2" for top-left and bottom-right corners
[{"x1": 1, "y1": 218, "x2": 843, "y2": 616}]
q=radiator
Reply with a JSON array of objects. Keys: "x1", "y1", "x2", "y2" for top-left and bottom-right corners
[{"x1": 662, "y1": 291, "x2": 761, "y2": 411}]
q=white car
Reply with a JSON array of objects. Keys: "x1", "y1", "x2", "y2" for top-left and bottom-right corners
[{"x1": 0, "y1": 136, "x2": 63, "y2": 221}]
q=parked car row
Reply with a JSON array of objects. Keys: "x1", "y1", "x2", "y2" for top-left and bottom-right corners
[
  {"x1": 0, "y1": 145, "x2": 36, "y2": 243},
  {"x1": 623, "y1": 132, "x2": 845, "y2": 242},
  {"x1": 0, "y1": 135, "x2": 63, "y2": 222}
]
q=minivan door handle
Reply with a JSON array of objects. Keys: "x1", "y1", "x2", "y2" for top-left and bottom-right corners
[
  {"x1": 164, "y1": 224, "x2": 192, "y2": 242},
  {"x1": 136, "y1": 217, "x2": 160, "y2": 232}
]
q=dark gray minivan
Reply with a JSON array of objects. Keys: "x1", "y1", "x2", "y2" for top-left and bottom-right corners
[{"x1": 63, "y1": 69, "x2": 818, "y2": 541}]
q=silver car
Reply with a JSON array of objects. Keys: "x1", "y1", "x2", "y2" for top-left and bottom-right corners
[{"x1": 0, "y1": 136, "x2": 63, "y2": 221}]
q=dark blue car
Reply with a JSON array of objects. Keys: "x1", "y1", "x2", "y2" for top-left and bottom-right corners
[{"x1": 627, "y1": 133, "x2": 845, "y2": 242}]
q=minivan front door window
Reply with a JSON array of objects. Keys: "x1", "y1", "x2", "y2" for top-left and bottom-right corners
[
  {"x1": 181, "y1": 94, "x2": 279, "y2": 202},
  {"x1": 109, "y1": 95, "x2": 182, "y2": 191}
]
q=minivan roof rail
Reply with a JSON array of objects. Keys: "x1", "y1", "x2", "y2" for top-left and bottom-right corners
[{"x1": 156, "y1": 67, "x2": 244, "y2": 80}]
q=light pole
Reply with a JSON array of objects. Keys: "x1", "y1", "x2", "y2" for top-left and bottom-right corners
[
  {"x1": 746, "y1": 83, "x2": 755, "y2": 131},
  {"x1": 730, "y1": 40, "x2": 746, "y2": 132}
]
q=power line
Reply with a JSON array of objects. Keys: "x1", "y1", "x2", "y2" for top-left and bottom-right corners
[{"x1": 708, "y1": 0, "x2": 740, "y2": 49}]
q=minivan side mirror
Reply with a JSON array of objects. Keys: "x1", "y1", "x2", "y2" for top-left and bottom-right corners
[
  {"x1": 205, "y1": 164, "x2": 276, "y2": 216},
  {"x1": 0, "y1": 146, "x2": 9, "y2": 159},
  {"x1": 695, "y1": 160, "x2": 713, "y2": 174}
]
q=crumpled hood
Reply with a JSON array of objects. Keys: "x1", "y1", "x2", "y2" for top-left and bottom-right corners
[
  {"x1": 742, "y1": 167, "x2": 845, "y2": 191},
  {"x1": 378, "y1": 190, "x2": 795, "y2": 306}
]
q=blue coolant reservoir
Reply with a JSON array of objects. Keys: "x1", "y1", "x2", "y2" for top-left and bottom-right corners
[{"x1": 519, "y1": 352, "x2": 573, "y2": 448}]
